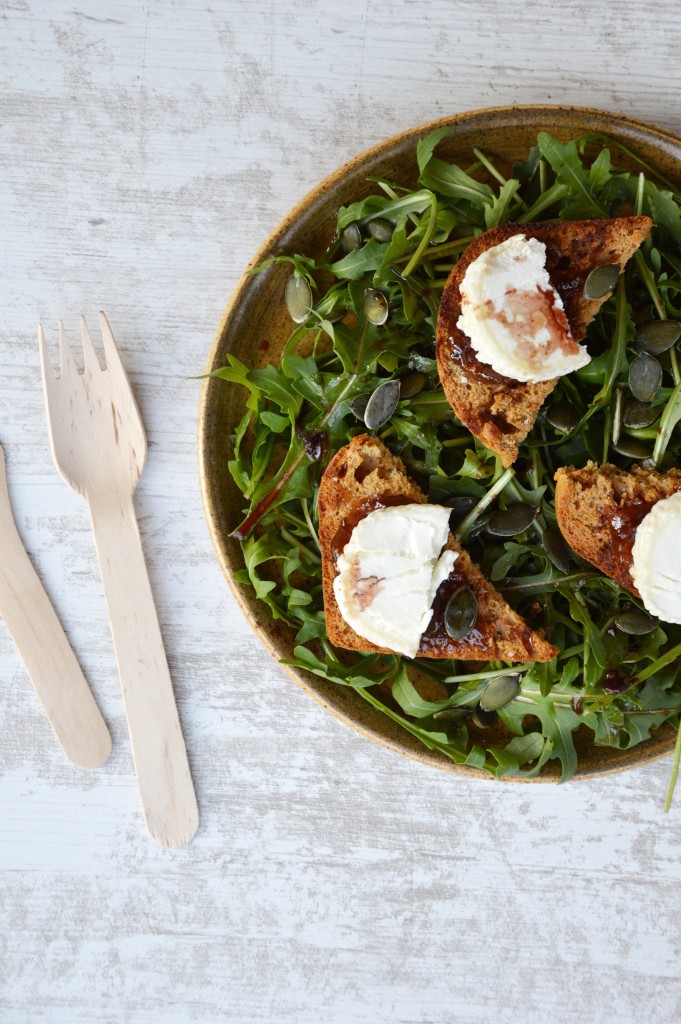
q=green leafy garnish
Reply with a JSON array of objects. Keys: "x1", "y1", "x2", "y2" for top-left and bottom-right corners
[{"x1": 215, "y1": 131, "x2": 681, "y2": 795}]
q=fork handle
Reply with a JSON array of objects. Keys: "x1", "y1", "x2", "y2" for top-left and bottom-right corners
[
  {"x1": 89, "y1": 496, "x2": 199, "y2": 847},
  {"x1": 0, "y1": 451, "x2": 111, "y2": 769}
]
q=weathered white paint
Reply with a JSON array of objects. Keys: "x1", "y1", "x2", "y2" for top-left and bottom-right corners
[{"x1": 2, "y1": 1, "x2": 681, "y2": 1022}]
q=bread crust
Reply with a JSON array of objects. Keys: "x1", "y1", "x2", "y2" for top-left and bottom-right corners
[
  {"x1": 318, "y1": 434, "x2": 557, "y2": 662},
  {"x1": 555, "y1": 461, "x2": 681, "y2": 595},
  {"x1": 436, "y1": 217, "x2": 653, "y2": 467}
]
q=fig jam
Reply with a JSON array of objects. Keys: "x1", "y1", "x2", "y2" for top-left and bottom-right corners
[
  {"x1": 601, "y1": 501, "x2": 654, "y2": 594},
  {"x1": 331, "y1": 495, "x2": 413, "y2": 563}
]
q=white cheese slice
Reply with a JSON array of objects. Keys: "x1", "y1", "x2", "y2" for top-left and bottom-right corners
[
  {"x1": 456, "y1": 233, "x2": 591, "y2": 383},
  {"x1": 333, "y1": 503, "x2": 458, "y2": 658},
  {"x1": 631, "y1": 492, "x2": 681, "y2": 624}
]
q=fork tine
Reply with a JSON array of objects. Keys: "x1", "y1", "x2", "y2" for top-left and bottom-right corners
[
  {"x1": 38, "y1": 324, "x2": 62, "y2": 463},
  {"x1": 98, "y1": 310, "x2": 148, "y2": 462},
  {"x1": 80, "y1": 315, "x2": 101, "y2": 374},
  {"x1": 38, "y1": 323, "x2": 58, "y2": 405},
  {"x1": 98, "y1": 310, "x2": 123, "y2": 375},
  {"x1": 38, "y1": 323, "x2": 53, "y2": 378},
  {"x1": 59, "y1": 320, "x2": 79, "y2": 378}
]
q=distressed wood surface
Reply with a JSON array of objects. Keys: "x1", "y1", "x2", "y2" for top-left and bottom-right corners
[{"x1": 2, "y1": 1, "x2": 681, "y2": 1021}]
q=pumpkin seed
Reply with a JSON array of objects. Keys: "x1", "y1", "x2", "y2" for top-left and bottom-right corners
[
  {"x1": 466, "y1": 510, "x2": 494, "y2": 540},
  {"x1": 635, "y1": 319, "x2": 681, "y2": 354},
  {"x1": 623, "y1": 398, "x2": 658, "y2": 429},
  {"x1": 629, "y1": 352, "x2": 662, "y2": 403},
  {"x1": 584, "y1": 263, "x2": 619, "y2": 300},
  {"x1": 611, "y1": 387, "x2": 623, "y2": 448},
  {"x1": 364, "y1": 288, "x2": 389, "y2": 326},
  {"x1": 432, "y1": 707, "x2": 469, "y2": 723},
  {"x1": 545, "y1": 401, "x2": 580, "y2": 434},
  {"x1": 285, "y1": 273, "x2": 312, "y2": 323},
  {"x1": 363, "y1": 379, "x2": 401, "y2": 430},
  {"x1": 349, "y1": 393, "x2": 370, "y2": 421},
  {"x1": 615, "y1": 608, "x2": 657, "y2": 635},
  {"x1": 340, "y1": 222, "x2": 362, "y2": 252},
  {"x1": 479, "y1": 674, "x2": 521, "y2": 712},
  {"x1": 487, "y1": 502, "x2": 538, "y2": 537},
  {"x1": 444, "y1": 495, "x2": 477, "y2": 529},
  {"x1": 471, "y1": 706, "x2": 497, "y2": 729},
  {"x1": 399, "y1": 370, "x2": 427, "y2": 399},
  {"x1": 367, "y1": 218, "x2": 394, "y2": 242},
  {"x1": 542, "y1": 526, "x2": 571, "y2": 573},
  {"x1": 613, "y1": 437, "x2": 650, "y2": 459},
  {"x1": 443, "y1": 585, "x2": 478, "y2": 641}
]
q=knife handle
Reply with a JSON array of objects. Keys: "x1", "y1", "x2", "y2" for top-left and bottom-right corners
[{"x1": 0, "y1": 445, "x2": 112, "y2": 768}]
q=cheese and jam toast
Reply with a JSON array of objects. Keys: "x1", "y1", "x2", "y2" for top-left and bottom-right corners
[
  {"x1": 435, "y1": 217, "x2": 653, "y2": 468},
  {"x1": 554, "y1": 461, "x2": 681, "y2": 596},
  {"x1": 318, "y1": 434, "x2": 558, "y2": 662}
]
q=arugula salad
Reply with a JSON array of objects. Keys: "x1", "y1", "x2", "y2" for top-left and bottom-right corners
[{"x1": 213, "y1": 128, "x2": 681, "y2": 796}]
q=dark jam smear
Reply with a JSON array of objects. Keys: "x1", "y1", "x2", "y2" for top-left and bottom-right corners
[
  {"x1": 449, "y1": 335, "x2": 510, "y2": 385},
  {"x1": 542, "y1": 244, "x2": 588, "y2": 320},
  {"x1": 331, "y1": 495, "x2": 413, "y2": 564},
  {"x1": 421, "y1": 573, "x2": 539, "y2": 659},
  {"x1": 419, "y1": 572, "x2": 490, "y2": 656},
  {"x1": 602, "y1": 500, "x2": 655, "y2": 592}
]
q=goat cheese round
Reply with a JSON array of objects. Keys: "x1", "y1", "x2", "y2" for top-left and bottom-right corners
[
  {"x1": 456, "y1": 233, "x2": 591, "y2": 382},
  {"x1": 631, "y1": 492, "x2": 681, "y2": 624},
  {"x1": 333, "y1": 503, "x2": 458, "y2": 658}
]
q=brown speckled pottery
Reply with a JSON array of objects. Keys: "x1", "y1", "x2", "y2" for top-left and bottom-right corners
[{"x1": 198, "y1": 105, "x2": 681, "y2": 782}]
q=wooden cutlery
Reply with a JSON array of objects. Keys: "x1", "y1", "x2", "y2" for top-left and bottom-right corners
[
  {"x1": 39, "y1": 313, "x2": 199, "y2": 847},
  {"x1": 0, "y1": 442, "x2": 112, "y2": 768}
]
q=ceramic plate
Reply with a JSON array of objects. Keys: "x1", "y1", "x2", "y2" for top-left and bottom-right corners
[{"x1": 198, "y1": 105, "x2": 681, "y2": 780}]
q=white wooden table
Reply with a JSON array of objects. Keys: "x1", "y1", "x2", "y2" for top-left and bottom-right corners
[{"x1": 3, "y1": 2, "x2": 681, "y2": 1021}]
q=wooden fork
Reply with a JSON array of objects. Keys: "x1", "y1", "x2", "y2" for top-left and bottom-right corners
[{"x1": 39, "y1": 312, "x2": 199, "y2": 847}]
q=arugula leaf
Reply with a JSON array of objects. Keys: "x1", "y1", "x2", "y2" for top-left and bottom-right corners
[
  {"x1": 326, "y1": 239, "x2": 389, "y2": 280},
  {"x1": 537, "y1": 132, "x2": 607, "y2": 217},
  {"x1": 589, "y1": 148, "x2": 612, "y2": 189},
  {"x1": 419, "y1": 156, "x2": 495, "y2": 206},
  {"x1": 644, "y1": 181, "x2": 681, "y2": 244},
  {"x1": 286, "y1": 644, "x2": 397, "y2": 689},
  {"x1": 248, "y1": 365, "x2": 303, "y2": 417},
  {"x1": 488, "y1": 733, "x2": 553, "y2": 779},
  {"x1": 484, "y1": 179, "x2": 521, "y2": 228},
  {"x1": 416, "y1": 127, "x2": 451, "y2": 173},
  {"x1": 391, "y1": 665, "x2": 485, "y2": 718},
  {"x1": 337, "y1": 190, "x2": 434, "y2": 231},
  {"x1": 236, "y1": 534, "x2": 286, "y2": 615},
  {"x1": 499, "y1": 678, "x2": 581, "y2": 782}
]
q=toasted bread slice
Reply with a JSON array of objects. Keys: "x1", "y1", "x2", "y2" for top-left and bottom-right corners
[
  {"x1": 318, "y1": 434, "x2": 557, "y2": 662},
  {"x1": 436, "y1": 217, "x2": 653, "y2": 467},
  {"x1": 555, "y1": 461, "x2": 681, "y2": 595}
]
